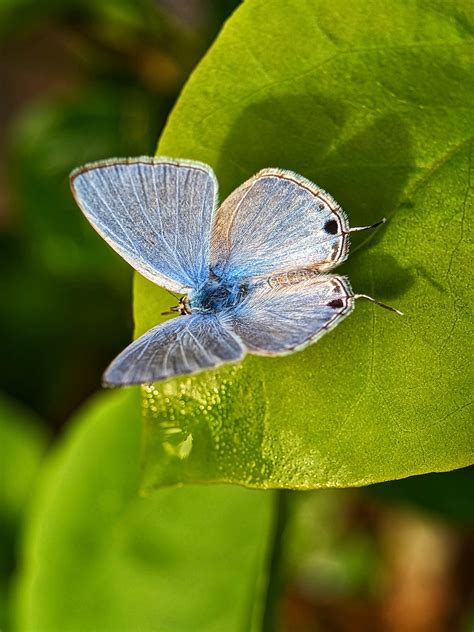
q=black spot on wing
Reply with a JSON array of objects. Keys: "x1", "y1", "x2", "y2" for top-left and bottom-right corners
[{"x1": 324, "y1": 219, "x2": 338, "y2": 235}]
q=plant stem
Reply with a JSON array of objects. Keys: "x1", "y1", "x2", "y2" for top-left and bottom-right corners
[{"x1": 262, "y1": 489, "x2": 292, "y2": 632}]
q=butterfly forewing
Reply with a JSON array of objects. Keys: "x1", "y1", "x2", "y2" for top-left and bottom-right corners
[
  {"x1": 70, "y1": 157, "x2": 218, "y2": 292},
  {"x1": 227, "y1": 274, "x2": 354, "y2": 355},
  {"x1": 103, "y1": 314, "x2": 244, "y2": 386},
  {"x1": 211, "y1": 169, "x2": 349, "y2": 282}
]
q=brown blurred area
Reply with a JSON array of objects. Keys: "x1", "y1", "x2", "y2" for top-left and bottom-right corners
[{"x1": 281, "y1": 485, "x2": 474, "y2": 632}]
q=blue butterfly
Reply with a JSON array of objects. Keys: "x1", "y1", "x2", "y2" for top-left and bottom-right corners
[{"x1": 70, "y1": 157, "x2": 402, "y2": 386}]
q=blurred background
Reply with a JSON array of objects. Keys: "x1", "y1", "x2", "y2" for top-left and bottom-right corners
[
  {"x1": 0, "y1": 1, "x2": 472, "y2": 631},
  {"x1": 0, "y1": 0, "x2": 240, "y2": 425}
]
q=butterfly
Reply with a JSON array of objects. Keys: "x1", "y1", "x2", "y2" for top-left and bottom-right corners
[{"x1": 70, "y1": 157, "x2": 402, "y2": 387}]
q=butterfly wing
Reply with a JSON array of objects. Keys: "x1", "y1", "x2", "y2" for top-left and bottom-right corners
[
  {"x1": 71, "y1": 157, "x2": 218, "y2": 292},
  {"x1": 228, "y1": 274, "x2": 353, "y2": 355},
  {"x1": 211, "y1": 169, "x2": 349, "y2": 281},
  {"x1": 103, "y1": 314, "x2": 244, "y2": 386}
]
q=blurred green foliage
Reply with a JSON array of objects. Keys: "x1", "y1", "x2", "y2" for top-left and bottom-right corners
[
  {"x1": 2, "y1": 90, "x2": 142, "y2": 421},
  {"x1": 0, "y1": 396, "x2": 49, "y2": 630},
  {"x1": 14, "y1": 389, "x2": 274, "y2": 632},
  {"x1": 0, "y1": 0, "x2": 240, "y2": 422}
]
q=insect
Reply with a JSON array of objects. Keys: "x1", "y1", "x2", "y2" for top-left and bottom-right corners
[{"x1": 70, "y1": 157, "x2": 402, "y2": 386}]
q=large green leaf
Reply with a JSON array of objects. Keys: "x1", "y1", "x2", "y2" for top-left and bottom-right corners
[
  {"x1": 14, "y1": 388, "x2": 274, "y2": 632},
  {"x1": 136, "y1": 0, "x2": 474, "y2": 491},
  {"x1": 0, "y1": 396, "x2": 49, "y2": 631}
]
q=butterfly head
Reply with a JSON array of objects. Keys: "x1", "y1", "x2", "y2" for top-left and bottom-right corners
[
  {"x1": 162, "y1": 295, "x2": 191, "y2": 316},
  {"x1": 176, "y1": 296, "x2": 191, "y2": 315}
]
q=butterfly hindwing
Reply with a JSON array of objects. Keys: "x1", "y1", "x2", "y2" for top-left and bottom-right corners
[
  {"x1": 211, "y1": 169, "x2": 349, "y2": 282},
  {"x1": 227, "y1": 274, "x2": 354, "y2": 355},
  {"x1": 103, "y1": 314, "x2": 244, "y2": 386},
  {"x1": 71, "y1": 157, "x2": 218, "y2": 292}
]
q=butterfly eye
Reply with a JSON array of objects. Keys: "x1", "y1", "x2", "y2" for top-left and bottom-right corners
[{"x1": 178, "y1": 297, "x2": 192, "y2": 315}]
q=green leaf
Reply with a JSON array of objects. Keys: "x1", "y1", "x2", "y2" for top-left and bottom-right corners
[
  {"x1": 136, "y1": 0, "x2": 474, "y2": 490},
  {"x1": 0, "y1": 395, "x2": 49, "y2": 630},
  {"x1": 14, "y1": 388, "x2": 275, "y2": 632}
]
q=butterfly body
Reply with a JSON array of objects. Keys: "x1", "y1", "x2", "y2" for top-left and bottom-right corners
[
  {"x1": 70, "y1": 156, "x2": 400, "y2": 386},
  {"x1": 190, "y1": 276, "x2": 248, "y2": 314}
]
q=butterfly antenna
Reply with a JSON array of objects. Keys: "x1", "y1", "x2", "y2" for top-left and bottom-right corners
[
  {"x1": 354, "y1": 294, "x2": 404, "y2": 316},
  {"x1": 164, "y1": 288, "x2": 180, "y2": 300},
  {"x1": 349, "y1": 218, "x2": 386, "y2": 233},
  {"x1": 161, "y1": 290, "x2": 181, "y2": 316}
]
